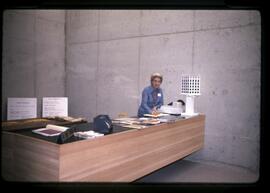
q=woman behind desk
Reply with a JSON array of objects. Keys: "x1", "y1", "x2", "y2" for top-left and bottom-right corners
[{"x1": 138, "y1": 73, "x2": 164, "y2": 117}]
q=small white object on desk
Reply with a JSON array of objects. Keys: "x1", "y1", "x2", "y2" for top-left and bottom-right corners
[
  {"x1": 74, "y1": 131, "x2": 104, "y2": 139},
  {"x1": 159, "y1": 105, "x2": 183, "y2": 115},
  {"x1": 180, "y1": 75, "x2": 201, "y2": 116}
]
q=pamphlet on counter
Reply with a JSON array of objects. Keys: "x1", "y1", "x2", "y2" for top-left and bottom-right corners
[{"x1": 32, "y1": 124, "x2": 68, "y2": 136}]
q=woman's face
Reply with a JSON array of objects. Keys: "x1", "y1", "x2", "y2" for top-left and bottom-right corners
[{"x1": 151, "y1": 77, "x2": 162, "y2": 89}]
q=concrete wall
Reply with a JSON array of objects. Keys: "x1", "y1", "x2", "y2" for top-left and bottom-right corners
[
  {"x1": 188, "y1": 11, "x2": 261, "y2": 172},
  {"x1": 2, "y1": 10, "x2": 261, "y2": 173},
  {"x1": 66, "y1": 10, "x2": 261, "y2": 172},
  {"x1": 2, "y1": 10, "x2": 66, "y2": 119}
]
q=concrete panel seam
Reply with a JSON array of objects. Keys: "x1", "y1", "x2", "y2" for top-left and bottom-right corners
[
  {"x1": 95, "y1": 10, "x2": 101, "y2": 117},
  {"x1": 137, "y1": 10, "x2": 143, "y2": 108},
  {"x1": 191, "y1": 10, "x2": 196, "y2": 73},
  {"x1": 64, "y1": 10, "x2": 67, "y2": 97},
  {"x1": 33, "y1": 13, "x2": 37, "y2": 97},
  {"x1": 67, "y1": 23, "x2": 260, "y2": 46}
]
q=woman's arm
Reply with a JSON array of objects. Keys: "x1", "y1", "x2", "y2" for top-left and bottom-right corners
[
  {"x1": 160, "y1": 89, "x2": 164, "y2": 106},
  {"x1": 156, "y1": 89, "x2": 164, "y2": 109},
  {"x1": 141, "y1": 89, "x2": 152, "y2": 114}
]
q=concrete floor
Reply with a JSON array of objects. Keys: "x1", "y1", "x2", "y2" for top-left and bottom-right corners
[{"x1": 136, "y1": 159, "x2": 259, "y2": 183}]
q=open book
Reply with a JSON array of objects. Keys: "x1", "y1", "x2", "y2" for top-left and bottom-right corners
[{"x1": 32, "y1": 124, "x2": 68, "y2": 136}]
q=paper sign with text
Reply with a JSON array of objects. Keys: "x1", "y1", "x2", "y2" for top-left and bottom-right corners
[
  {"x1": 7, "y1": 98, "x2": 37, "y2": 120},
  {"x1": 42, "y1": 97, "x2": 68, "y2": 117}
]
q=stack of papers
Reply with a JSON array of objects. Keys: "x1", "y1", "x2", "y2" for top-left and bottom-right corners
[
  {"x1": 74, "y1": 130, "x2": 104, "y2": 139},
  {"x1": 143, "y1": 113, "x2": 169, "y2": 118},
  {"x1": 113, "y1": 117, "x2": 148, "y2": 129},
  {"x1": 121, "y1": 124, "x2": 146, "y2": 129},
  {"x1": 112, "y1": 116, "x2": 164, "y2": 129},
  {"x1": 112, "y1": 117, "x2": 140, "y2": 125},
  {"x1": 141, "y1": 119, "x2": 161, "y2": 125}
]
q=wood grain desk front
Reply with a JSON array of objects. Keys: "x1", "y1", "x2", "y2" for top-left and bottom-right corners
[{"x1": 2, "y1": 115, "x2": 205, "y2": 182}]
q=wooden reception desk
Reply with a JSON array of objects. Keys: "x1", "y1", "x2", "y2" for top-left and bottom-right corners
[{"x1": 2, "y1": 115, "x2": 205, "y2": 182}]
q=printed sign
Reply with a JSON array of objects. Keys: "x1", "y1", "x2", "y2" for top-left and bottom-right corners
[
  {"x1": 7, "y1": 98, "x2": 37, "y2": 120},
  {"x1": 42, "y1": 97, "x2": 68, "y2": 117}
]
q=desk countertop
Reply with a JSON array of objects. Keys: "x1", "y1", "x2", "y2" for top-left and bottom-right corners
[
  {"x1": 6, "y1": 115, "x2": 187, "y2": 145},
  {"x1": 11, "y1": 122, "x2": 134, "y2": 144}
]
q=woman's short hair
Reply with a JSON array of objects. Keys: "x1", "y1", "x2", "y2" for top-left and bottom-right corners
[{"x1": 151, "y1": 72, "x2": 163, "y2": 83}]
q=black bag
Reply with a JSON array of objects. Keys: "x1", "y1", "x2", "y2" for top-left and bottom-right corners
[{"x1": 93, "y1": 115, "x2": 113, "y2": 135}]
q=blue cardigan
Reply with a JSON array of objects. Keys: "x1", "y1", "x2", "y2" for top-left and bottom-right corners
[{"x1": 137, "y1": 86, "x2": 164, "y2": 117}]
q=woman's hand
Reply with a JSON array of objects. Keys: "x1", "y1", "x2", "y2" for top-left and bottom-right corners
[{"x1": 151, "y1": 107, "x2": 159, "y2": 115}]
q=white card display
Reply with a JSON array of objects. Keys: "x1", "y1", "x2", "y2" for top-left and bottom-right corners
[
  {"x1": 42, "y1": 97, "x2": 68, "y2": 117},
  {"x1": 7, "y1": 98, "x2": 37, "y2": 120}
]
